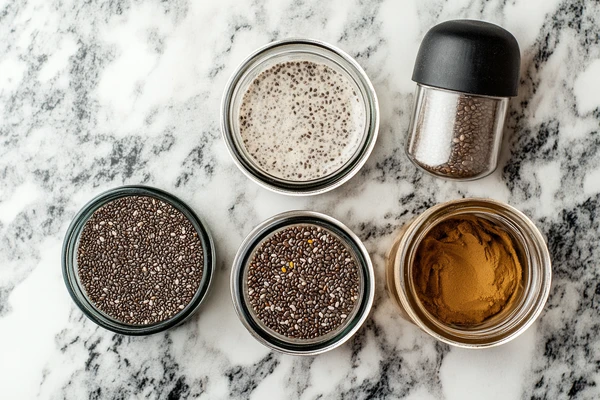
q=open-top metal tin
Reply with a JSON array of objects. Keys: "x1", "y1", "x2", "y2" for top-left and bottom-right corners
[
  {"x1": 62, "y1": 185, "x2": 215, "y2": 335},
  {"x1": 221, "y1": 38, "x2": 379, "y2": 196}
]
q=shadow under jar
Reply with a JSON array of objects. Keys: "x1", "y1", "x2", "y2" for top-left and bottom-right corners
[
  {"x1": 231, "y1": 211, "x2": 375, "y2": 355},
  {"x1": 386, "y1": 198, "x2": 552, "y2": 348},
  {"x1": 221, "y1": 38, "x2": 379, "y2": 195},
  {"x1": 62, "y1": 186, "x2": 215, "y2": 335}
]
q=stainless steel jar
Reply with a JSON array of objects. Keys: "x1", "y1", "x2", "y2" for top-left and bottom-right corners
[
  {"x1": 62, "y1": 185, "x2": 216, "y2": 335},
  {"x1": 386, "y1": 198, "x2": 552, "y2": 348},
  {"x1": 231, "y1": 211, "x2": 375, "y2": 355},
  {"x1": 221, "y1": 38, "x2": 379, "y2": 195},
  {"x1": 406, "y1": 20, "x2": 521, "y2": 180}
]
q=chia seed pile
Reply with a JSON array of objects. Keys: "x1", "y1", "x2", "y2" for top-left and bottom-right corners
[
  {"x1": 246, "y1": 224, "x2": 361, "y2": 340},
  {"x1": 412, "y1": 93, "x2": 499, "y2": 178},
  {"x1": 239, "y1": 60, "x2": 366, "y2": 181},
  {"x1": 76, "y1": 196, "x2": 204, "y2": 325}
]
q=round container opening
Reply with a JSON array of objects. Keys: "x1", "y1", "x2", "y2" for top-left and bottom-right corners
[
  {"x1": 242, "y1": 223, "x2": 365, "y2": 346},
  {"x1": 392, "y1": 199, "x2": 551, "y2": 348},
  {"x1": 231, "y1": 211, "x2": 374, "y2": 355},
  {"x1": 222, "y1": 39, "x2": 379, "y2": 195},
  {"x1": 62, "y1": 186, "x2": 215, "y2": 336}
]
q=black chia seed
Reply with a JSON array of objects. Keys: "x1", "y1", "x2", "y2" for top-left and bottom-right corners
[
  {"x1": 246, "y1": 224, "x2": 361, "y2": 340},
  {"x1": 413, "y1": 94, "x2": 499, "y2": 178},
  {"x1": 76, "y1": 196, "x2": 204, "y2": 325}
]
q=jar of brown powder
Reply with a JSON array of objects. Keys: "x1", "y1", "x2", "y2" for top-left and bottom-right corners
[
  {"x1": 386, "y1": 198, "x2": 552, "y2": 348},
  {"x1": 405, "y1": 20, "x2": 521, "y2": 180}
]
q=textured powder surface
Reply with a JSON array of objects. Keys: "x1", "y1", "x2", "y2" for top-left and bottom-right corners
[
  {"x1": 239, "y1": 60, "x2": 366, "y2": 181},
  {"x1": 77, "y1": 196, "x2": 204, "y2": 325},
  {"x1": 413, "y1": 216, "x2": 522, "y2": 325}
]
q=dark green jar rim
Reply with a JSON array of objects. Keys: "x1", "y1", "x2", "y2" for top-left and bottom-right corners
[{"x1": 62, "y1": 185, "x2": 215, "y2": 336}]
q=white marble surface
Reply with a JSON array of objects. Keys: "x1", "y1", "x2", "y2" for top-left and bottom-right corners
[{"x1": 1, "y1": 0, "x2": 600, "y2": 398}]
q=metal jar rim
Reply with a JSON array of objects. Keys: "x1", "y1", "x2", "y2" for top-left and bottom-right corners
[
  {"x1": 221, "y1": 38, "x2": 380, "y2": 196},
  {"x1": 62, "y1": 185, "x2": 216, "y2": 336},
  {"x1": 230, "y1": 210, "x2": 375, "y2": 355}
]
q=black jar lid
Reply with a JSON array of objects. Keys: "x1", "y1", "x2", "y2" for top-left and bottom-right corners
[{"x1": 412, "y1": 19, "x2": 521, "y2": 97}]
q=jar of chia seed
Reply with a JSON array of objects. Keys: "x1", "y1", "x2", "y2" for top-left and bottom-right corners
[
  {"x1": 62, "y1": 185, "x2": 215, "y2": 335},
  {"x1": 231, "y1": 211, "x2": 374, "y2": 355},
  {"x1": 221, "y1": 38, "x2": 379, "y2": 195},
  {"x1": 406, "y1": 20, "x2": 521, "y2": 180}
]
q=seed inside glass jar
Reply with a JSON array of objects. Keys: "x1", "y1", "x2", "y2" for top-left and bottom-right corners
[
  {"x1": 76, "y1": 196, "x2": 204, "y2": 325},
  {"x1": 409, "y1": 89, "x2": 504, "y2": 179},
  {"x1": 239, "y1": 60, "x2": 366, "y2": 181},
  {"x1": 245, "y1": 224, "x2": 361, "y2": 340}
]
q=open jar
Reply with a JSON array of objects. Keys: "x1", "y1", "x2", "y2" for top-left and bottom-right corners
[
  {"x1": 406, "y1": 20, "x2": 521, "y2": 180},
  {"x1": 386, "y1": 198, "x2": 551, "y2": 348},
  {"x1": 62, "y1": 186, "x2": 215, "y2": 335},
  {"x1": 231, "y1": 211, "x2": 374, "y2": 355},
  {"x1": 221, "y1": 38, "x2": 379, "y2": 195}
]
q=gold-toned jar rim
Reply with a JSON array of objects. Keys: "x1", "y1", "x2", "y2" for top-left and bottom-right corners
[{"x1": 390, "y1": 198, "x2": 552, "y2": 348}]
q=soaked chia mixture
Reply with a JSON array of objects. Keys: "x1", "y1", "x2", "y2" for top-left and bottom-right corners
[
  {"x1": 239, "y1": 60, "x2": 366, "y2": 181},
  {"x1": 246, "y1": 224, "x2": 361, "y2": 340},
  {"x1": 77, "y1": 196, "x2": 204, "y2": 325}
]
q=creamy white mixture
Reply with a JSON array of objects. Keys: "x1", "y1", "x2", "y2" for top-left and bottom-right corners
[{"x1": 239, "y1": 60, "x2": 366, "y2": 181}]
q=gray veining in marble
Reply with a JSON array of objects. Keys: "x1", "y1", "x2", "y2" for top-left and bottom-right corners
[{"x1": 1, "y1": 0, "x2": 599, "y2": 399}]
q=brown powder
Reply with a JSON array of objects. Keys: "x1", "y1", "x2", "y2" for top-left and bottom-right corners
[{"x1": 413, "y1": 215, "x2": 522, "y2": 325}]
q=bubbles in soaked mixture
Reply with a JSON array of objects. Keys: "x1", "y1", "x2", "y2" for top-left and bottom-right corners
[{"x1": 239, "y1": 60, "x2": 366, "y2": 181}]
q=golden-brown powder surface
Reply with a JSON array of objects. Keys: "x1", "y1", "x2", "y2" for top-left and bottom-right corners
[{"x1": 413, "y1": 216, "x2": 522, "y2": 325}]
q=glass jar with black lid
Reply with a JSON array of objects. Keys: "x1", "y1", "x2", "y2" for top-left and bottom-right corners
[{"x1": 406, "y1": 20, "x2": 521, "y2": 180}]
